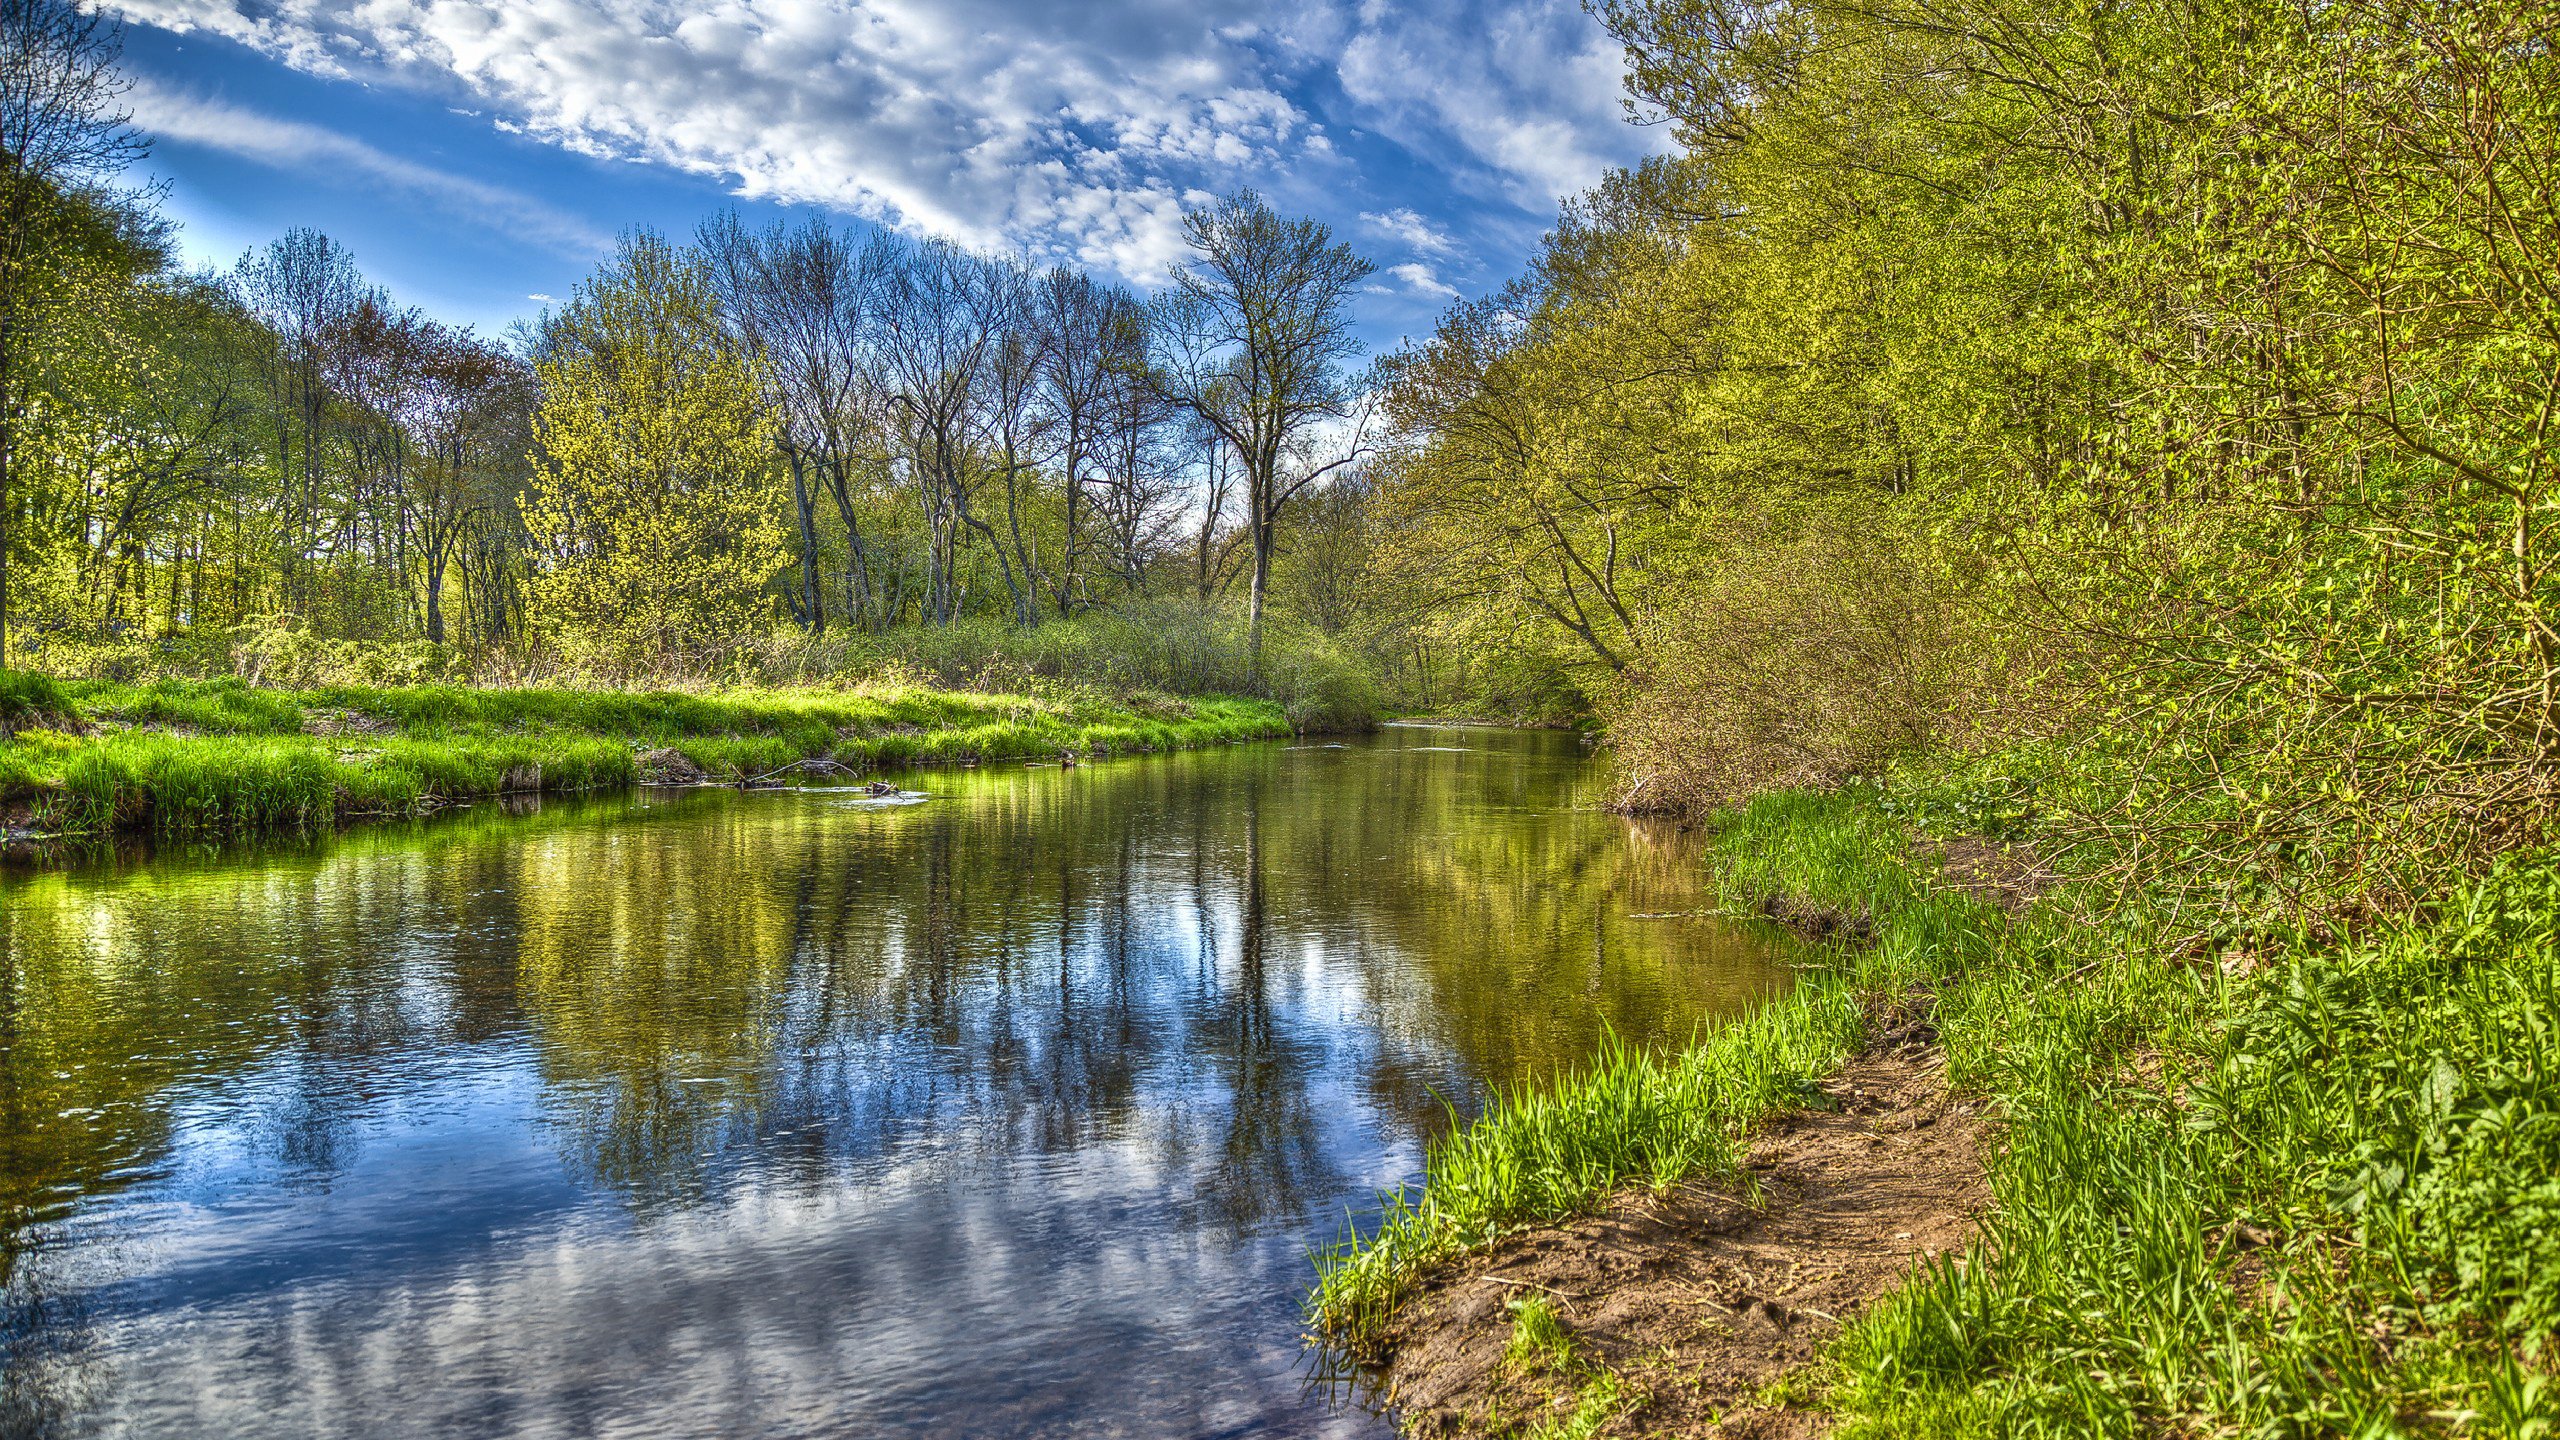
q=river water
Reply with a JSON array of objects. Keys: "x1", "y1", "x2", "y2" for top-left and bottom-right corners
[{"x1": 0, "y1": 724, "x2": 1788, "y2": 1439}]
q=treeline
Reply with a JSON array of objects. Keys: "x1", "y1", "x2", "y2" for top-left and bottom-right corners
[
  {"x1": 1370, "y1": 0, "x2": 2558, "y2": 916},
  {"x1": 0, "y1": 3, "x2": 1415, "y2": 702}
]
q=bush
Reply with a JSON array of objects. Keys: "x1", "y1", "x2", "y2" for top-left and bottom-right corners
[
  {"x1": 229, "y1": 616, "x2": 463, "y2": 689},
  {"x1": 1604, "y1": 515, "x2": 2017, "y2": 814}
]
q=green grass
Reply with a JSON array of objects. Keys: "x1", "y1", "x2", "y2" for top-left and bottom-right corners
[
  {"x1": 1310, "y1": 776, "x2": 2560, "y2": 1435},
  {"x1": 1307, "y1": 792, "x2": 2003, "y2": 1358},
  {"x1": 1825, "y1": 850, "x2": 2560, "y2": 1437},
  {"x1": 1505, "y1": 1295, "x2": 1577, "y2": 1375},
  {"x1": 0, "y1": 670, "x2": 1302, "y2": 839},
  {"x1": 1495, "y1": 1295, "x2": 1634, "y2": 1439}
]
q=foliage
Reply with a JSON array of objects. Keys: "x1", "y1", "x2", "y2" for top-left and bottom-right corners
[
  {"x1": 521, "y1": 234, "x2": 789, "y2": 673},
  {"x1": 1358, "y1": 0, "x2": 2560, "y2": 921},
  {"x1": 1607, "y1": 510, "x2": 2016, "y2": 813}
]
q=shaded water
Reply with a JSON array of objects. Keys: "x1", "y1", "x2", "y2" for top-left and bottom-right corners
[{"x1": 0, "y1": 725, "x2": 1790, "y2": 1439}]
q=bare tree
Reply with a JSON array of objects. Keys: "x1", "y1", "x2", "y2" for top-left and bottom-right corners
[
  {"x1": 1150, "y1": 191, "x2": 1374, "y2": 661},
  {"x1": 700, "y1": 214, "x2": 903, "y2": 633},
  {"x1": 1088, "y1": 326, "x2": 1182, "y2": 599},
  {"x1": 881, "y1": 240, "x2": 1003, "y2": 626},
  {"x1": 0, "y1": 0, "x2": 143, "y2": 665},
  {"x1": 232, "y1": 229, "x2": 364, "y2": 615}
]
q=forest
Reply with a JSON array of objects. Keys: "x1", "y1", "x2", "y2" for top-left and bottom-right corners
[{"x1": 0, "y1": 7, "x2": 1397, "y2": 712}]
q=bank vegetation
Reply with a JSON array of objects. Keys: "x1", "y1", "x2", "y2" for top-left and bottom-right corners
[{"x1": 1317, "y1": 0, "x2": 2560, "y2": 1432}]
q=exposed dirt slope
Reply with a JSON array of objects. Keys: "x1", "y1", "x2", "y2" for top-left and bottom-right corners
[{"x1": 1370, "y1": 1044, "x2": 1988, "y2": 1438}]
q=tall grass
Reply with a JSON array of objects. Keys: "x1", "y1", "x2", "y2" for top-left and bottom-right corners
[{"x1": 1, "y1": 675, "x2": 1296, "y2": 839}]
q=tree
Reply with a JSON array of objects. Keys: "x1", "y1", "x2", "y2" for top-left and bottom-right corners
[
  {"x1": 0, "y1": 0, "x2": 143, "y2": 666},
  {"x1": 231, "y1": 229, "x2": 364, "y2": 618},
  {"x1": 1151, "y1": 192, "x2": 1374, "y2": 662},
  {"x1": 520, "y1": 232, "x2": 787, "y2": 671}
]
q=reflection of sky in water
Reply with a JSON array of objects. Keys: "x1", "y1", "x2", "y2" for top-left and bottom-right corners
[{"x1": 0, "y1": 727, "x2": 1791, "y2": 1438}]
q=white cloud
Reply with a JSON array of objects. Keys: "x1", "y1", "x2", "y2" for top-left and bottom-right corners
[
  {"x1": 1388, "y1": 261, "x2": 1460, "y2": 301},
  {"x1": 1362, "y1": 206, "x2": 1458, "y2": 257},
  {"x1": 110, "y1": 0, "x2": 1309, "y2": 284},
  {"x1": 1333, "y1": 0, "x2": 1668, "y2": 209},
  {"x1": 109, "y1": 0, "x2": 1659, "y2": 286},
  {"x1": 125, "y1": 76, "x2": 612, "y2": 257}
]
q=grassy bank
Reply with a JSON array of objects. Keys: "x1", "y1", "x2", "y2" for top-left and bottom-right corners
[
  {"x1": 1310, "y1": 784, "x2": 2560, "y2": 1434},
  {"x1": 0, "y1": 670, "x2": 1299, "y2": 840}
]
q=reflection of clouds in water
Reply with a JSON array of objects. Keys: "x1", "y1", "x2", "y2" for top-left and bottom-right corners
[{"x1": 72, "y1": 1136, "x2": 1377, "y2": 1439}]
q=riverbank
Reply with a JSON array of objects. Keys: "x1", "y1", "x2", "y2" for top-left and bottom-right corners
[
  {"x1": 0, "y1": 670, "x2": 1301, "y2": 843},
  {"x1": 1312, "y1": 787, "x2": 2560, "y2": 1435}
]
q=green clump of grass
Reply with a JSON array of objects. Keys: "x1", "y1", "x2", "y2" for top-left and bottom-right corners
[
  {"x1": 1497, "y1": 1296, "x2": 1632, "y2": 1439},
  {"x1": 1505, "y1": 1295, "x2": 1577, "y2": 1374},
  {"x1": 1525, "y1": 1370, "x2": 1627, "y2": 1440},
  {"x1": 1, "y1": 668, "x2": 79, "y2": 725}
]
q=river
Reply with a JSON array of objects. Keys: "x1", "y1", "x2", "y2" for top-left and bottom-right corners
[{"x1": 0, "y1": 724, "x2": 1788, "y2": 1439}]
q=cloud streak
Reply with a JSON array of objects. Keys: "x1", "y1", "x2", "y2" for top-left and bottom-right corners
[{"x1": 126, "y1": 76, "x2": 613, "y2": 258}]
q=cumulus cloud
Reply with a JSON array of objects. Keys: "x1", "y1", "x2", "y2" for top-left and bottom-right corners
[
  {"x1": 125, "y1": 76, "x2": 613, "y2": 257},
  {"x1": 1362, "y1": 206, "x2": 1459, "y2": 257},
  {"x1": 1333, "y1": 0, "x2": 1668, "y2": 209},
  {"x1": 110, "y1": 0, "x2": 1658, "y2": 285},
  {"x1": 1388, "y1": 262, "x2": 1461, "y2": 301}
]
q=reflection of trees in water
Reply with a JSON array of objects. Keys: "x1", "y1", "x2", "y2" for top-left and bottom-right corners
[
  {"x1": 1185, "y1": 795, "x2": 1344, "y2": 1233},
  {"x1": 0, "y1": 733, "x2": 1790, "y2": 1397}
]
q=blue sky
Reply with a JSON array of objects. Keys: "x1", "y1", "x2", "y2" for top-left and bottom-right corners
[{"x1": 106, "y1": 0, "x2": 1667, "y2": 353}]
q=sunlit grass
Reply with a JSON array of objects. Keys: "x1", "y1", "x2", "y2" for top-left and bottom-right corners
[
  {"x1": 1, "y1": 670, "x2": 1299, "y2": 838},
  {"x1": 1314, "y1": 776, "x2": 2560, "y2": 1434}
]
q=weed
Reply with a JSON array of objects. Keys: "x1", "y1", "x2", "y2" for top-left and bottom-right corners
[{"x1": 1504, "y1": 1296, "x2": 1576, "y2": 1375}]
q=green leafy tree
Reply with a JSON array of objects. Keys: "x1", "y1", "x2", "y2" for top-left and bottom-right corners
[{"x1": 521, "y1": 233, "x2": 787, "y2": 672}]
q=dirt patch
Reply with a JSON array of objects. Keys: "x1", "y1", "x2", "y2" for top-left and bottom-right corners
[
  {"x1": 301, "y1": 709, "x2": 395, "y2": 738},
  {"x1": 1362, "y1": 1048, "x2": 1988, "y2": 1438},
  {"x1": 1750, "y1": 894, "x2": 1876, "y2": 946},
  {"x1": 635, "y1": 747, "x2": 707, "y2": 785},
  {"x1": 1916, "y1": 836, "x2": 2056, "y2": 911},
  {"x1": 0, "y1": 707, "x2": 90, "y2": 740}
]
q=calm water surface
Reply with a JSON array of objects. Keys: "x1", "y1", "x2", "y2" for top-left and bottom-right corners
[{"x1": 0, "y1": 725, "x2": 1789, "y2": 1439}]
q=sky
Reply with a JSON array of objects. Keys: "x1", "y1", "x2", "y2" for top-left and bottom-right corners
[{"x1": 102, "y1": 0, "x2": 1670, "y2": 354}]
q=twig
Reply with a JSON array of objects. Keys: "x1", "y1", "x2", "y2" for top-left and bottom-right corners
[{"x1": 1474, "y1": 1275, "x2": 1584, "y2": 1310}]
